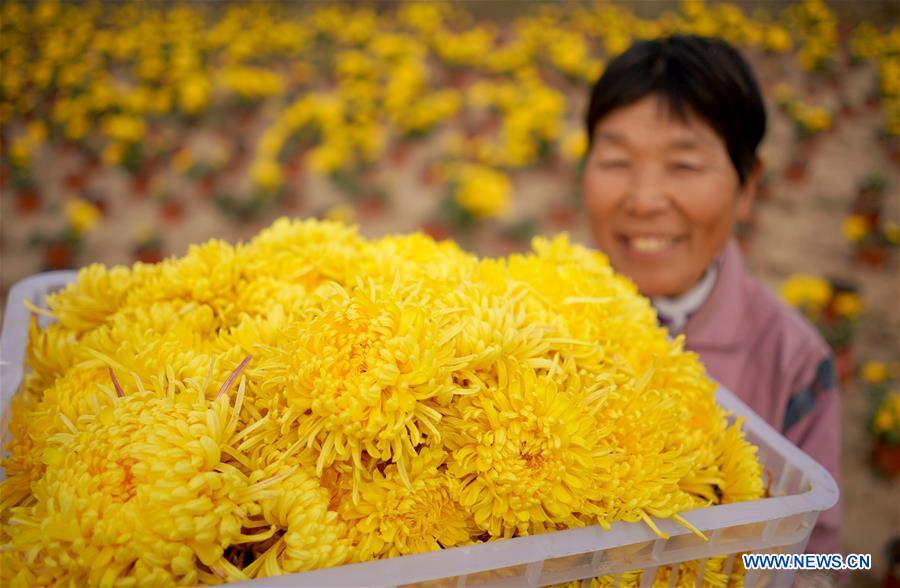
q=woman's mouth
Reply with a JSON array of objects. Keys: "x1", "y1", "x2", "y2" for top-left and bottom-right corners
[{"x1": 618, "y1": 234, "x2": 686, "y2": 257}]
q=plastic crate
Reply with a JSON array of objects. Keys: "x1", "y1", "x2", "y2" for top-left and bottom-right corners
[
  {"x1": 0, "y1": 272, "x2": 839, "y2": 588},
  {"x1": 1, "y1": 270, "x2": 79, "y2": 466}
]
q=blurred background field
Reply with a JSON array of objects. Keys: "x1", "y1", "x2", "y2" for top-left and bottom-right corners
[{"x1": 0, "y1": 0, "x2": 898, "y2": 584}]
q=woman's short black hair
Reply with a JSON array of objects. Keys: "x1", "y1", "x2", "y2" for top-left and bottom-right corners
[{"x1": 585, "y1": 35, "x2": 766, "y2": 185}]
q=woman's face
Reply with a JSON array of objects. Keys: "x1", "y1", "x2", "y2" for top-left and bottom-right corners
[{"x1": 583, "y1": 95, "x2": 756, "y2": 298}]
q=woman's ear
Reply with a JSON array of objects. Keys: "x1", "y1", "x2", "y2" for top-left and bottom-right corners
[{"x1": 736, "y1": 158, "x2": 763, "y2": 222}]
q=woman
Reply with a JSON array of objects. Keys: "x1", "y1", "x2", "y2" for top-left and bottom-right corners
[{"x1": 582, "y1": 35, "x2": 840, "y2": 554}]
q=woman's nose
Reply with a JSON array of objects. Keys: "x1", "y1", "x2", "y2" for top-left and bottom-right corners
[{"x1": 623, "y1": 167, "x2": 669, "y2": 216}]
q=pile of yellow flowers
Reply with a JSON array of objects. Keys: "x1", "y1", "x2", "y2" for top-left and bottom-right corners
[{"x1": 1, "y1": 219, "x2": 764, "y2": 586}]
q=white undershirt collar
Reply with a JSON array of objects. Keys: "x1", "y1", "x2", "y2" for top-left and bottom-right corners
[{"x1": 652, "y1": 262, "x2": 720, "y2": 335}]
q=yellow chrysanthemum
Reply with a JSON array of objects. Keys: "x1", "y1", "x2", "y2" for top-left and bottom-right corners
[
  {"x1": 250, "y1": 158, "x2": 283, "y2": 191},
  {"x1": 9, "y1": 136, "x2": 32, "y2": 167},
  {"x1": 102, "y1": 141, "x2": 124, "y2": 167},
  {"x1": 569, "y1": 554, "x2": 737, "y2": 588},
  {"x1": 244, "y1": 465, "x2": 351, "y2": 578},
  {"x1": 219, "y1": 66, "x2": 284, "y2": 100},
  {"x1": 307, "y1": 141, "x2": 352, "y2": 175},
  {"x1": 238, "y1": 217, "x2": 365, "y2": 288},
  {"x1": 2, "y1": 367, "x2": 263, "y2": 586},
  {"x1": 873, "y1": 392, "x2": 900, "y2": 436},
  {"x1": 1, "y1": 363, "x2": 111, "y2": 507},
  {"x1": 337, "y1": 447, "x2": 475, "y2": 560},
  {"x1": 833, "y1": 292, "x2": 862, "y2": 319},
  {"x1": 885, "y1": 222, "x2": 900, "y2": 245},
  {"x1": 560, "y1": 129, "x2": 588, "y2": 162},
  {"x1": 26, "y1": 120, "x2": 48, "y2": 144},
  {"x1": 716, "y1": 420, "x2": 765, "y2": 504},
  {"x1": 254, "y1": 279, "x2": 461, "y2": 491},
  {"x1": 779, "y1": 274, "x2": 832, "y2": 314},
  {"x1": 444, "y1": 365, "x2": 612, "y2": 537},
  {"x1": 101, "y1": 114, "x2": 147, "y2": 143},
  {"x1": 843, "y1": 215, "x2": 869, "y2": 243},
  {"x1": 65, "y1": 198, "x2": 102, "y2": 234},
  {"x1": 861, "y1": 361, "x2": 889, "y2": 385},
  {"x1": 764, "y1": 25, "x2": 793, "y2": 53},
  {"x1": 454, "y1": 164, "x2": 512, "y2": 219},
  {"x1": 179, "y1": 74, "x2": 213, "y2": 115},
  {"x1": 772, "y1": 82, "x2": 794, "y2": 106}
]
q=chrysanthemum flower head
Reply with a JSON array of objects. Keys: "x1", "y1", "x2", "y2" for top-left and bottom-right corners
[
  {"x1": 1, "y1": 364, "x2": 111, "y2": 510},
  {"x1": 444, "y1": 365, "x2": 611, "y2": 537},
  {"x1": 232, "y1": 277, "x2": 309, "y2": 318},
  {"x1": 337, "y1": 447, "x2": 475, "y2": 560},
  {"x1": 239, "y1": 217, "x2": 365, "y2": 289},
  {"x1": 152, "y1": 239, "x2": 244, "y2": 326},
  {"x1": 23, "y1": 318, "x2": 80, "y2": 388},
  {"x1": 588, "y1": 378, "x2": 703, "y2": 532},
  {"x1": 716, "y1": 420, "x2": 764, "y2": 505},
  {"x1": 861, "y1": 360, "x2": 889, "y2": 385},
  {"x1": 2, "y1": 365, "x2": 262, "y2": 587},
  {"x1": 242, "y1": 464, "x2": 351, "y2": 578},
  {"x1": 42, "y1": 263, "x2": 150, "y2": 334},
  {"x1": 442, "y1": 278, "x2": 558, "y2": 374},
  {"x1": 362, "y1": 232, "x2": 477, "y2": 293},
  {"x1": 70, "y1": 301, "x2": 230, "y2": 395},
  {"x1": 254, "y1": 278, "x2": 460, "y2": 492}
]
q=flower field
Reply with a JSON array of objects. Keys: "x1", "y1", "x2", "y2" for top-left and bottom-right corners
[{"x1": 0, "y1": 0, "x2": 898, "y2": 584}]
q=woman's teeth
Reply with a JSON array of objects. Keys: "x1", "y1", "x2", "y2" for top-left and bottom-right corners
[{"x1": 630, "y1": 237, "x2": 674, "y2": 252}]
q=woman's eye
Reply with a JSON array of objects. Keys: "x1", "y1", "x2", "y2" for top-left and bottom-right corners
[
  {"x1": 596, "y1": 160, "x2": 629, "y2": 169},
  {"x1": 670, "y1": 162, "x2": 700, "y2": 171}
]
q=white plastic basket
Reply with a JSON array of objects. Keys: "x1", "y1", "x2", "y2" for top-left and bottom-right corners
[{"x1": 0, "y1": 272, "x2": 838, "y2": 588}]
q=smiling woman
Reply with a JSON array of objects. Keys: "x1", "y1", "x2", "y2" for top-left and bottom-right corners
[
  {"x1": 583, "y1": 35, "x2": 764, "y2": 299},
  {"x1": 581, "y1": 35, "x2": 841, "y2": 558},
  {"x1": 584, "y1": 97, "x2": 755, "y2": 298}
]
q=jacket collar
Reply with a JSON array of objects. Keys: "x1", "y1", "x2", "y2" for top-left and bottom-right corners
[{"x1": 682, "y1": 239, "x2": 756, "y2": 350}]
